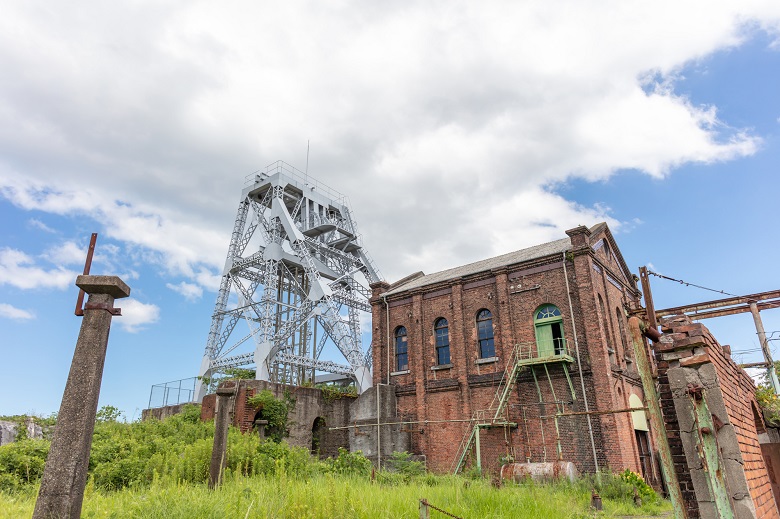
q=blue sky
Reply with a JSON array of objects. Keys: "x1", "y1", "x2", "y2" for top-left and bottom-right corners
[{"x1": 1, "y1": 2, "x2": 780, "y2": 418}]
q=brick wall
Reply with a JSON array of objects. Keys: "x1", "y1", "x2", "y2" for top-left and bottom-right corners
[
  {"x1": 370, "y1": 224, "x2": 646, "y2": 476},
  {"x1": 658, "y1": 315, "x2": 779, "y2": 519},
  {"x1": 200, "y1": 380, "x2": 352, "y2": 458}
]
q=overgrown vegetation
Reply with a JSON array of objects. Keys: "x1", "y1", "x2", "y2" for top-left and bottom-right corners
[
  {"x1": 197, "y1": 368, "x2": 257, "y2": 394},
  {"x1": 756, "y1": 360, "x2": 780, "y2": 427},
  {"x1": 246, "y1": 390, "x2": 295, "y2": 442},
  {"x1": 0, "y1": 408, "x2": 670, "y2": 518}
]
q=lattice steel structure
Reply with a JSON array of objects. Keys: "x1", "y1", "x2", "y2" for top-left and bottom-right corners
[{"x1": 195, "y1": 161, "x2": 381, "y2": 400}]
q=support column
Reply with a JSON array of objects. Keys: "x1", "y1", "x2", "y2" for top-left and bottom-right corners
[
  {"x1": 628, "y1": 317, "x2": 687, "y2": 519},
  {"x1": 33, "y1": 275, "x2": 130, "y2": 519},
  {"x1": 209, "y1": 385, "x2": 236, "y2": 489},
  {"x1": 749, "y1": 303, "x2": 780, "y2": 395}
]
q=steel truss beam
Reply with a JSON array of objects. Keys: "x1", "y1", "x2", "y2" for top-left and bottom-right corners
[{"x1": 196, "y1": 161, "x2": 381, "y2": 400}]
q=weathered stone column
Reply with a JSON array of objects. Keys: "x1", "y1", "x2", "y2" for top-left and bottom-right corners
[
  {"x1": 209, "y1": 385, "x2": 236, "y2": 489},
  {"x1": 33, "y1": 275, "x2": 130, "y2": 519}
]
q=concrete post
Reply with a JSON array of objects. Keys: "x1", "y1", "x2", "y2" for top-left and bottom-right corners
[
  {"x1": 749, "y1": 303, "x2": 780, "y2": 395},
  {"x1": 33, "y1": 275, "x2": 130, "y2": 519},
  {"x1": 209, "y1": 385, "x2": 236, "y2": 489},
  {"x1": 628, "y1": 317, "x2": 687, "y2": 518}
]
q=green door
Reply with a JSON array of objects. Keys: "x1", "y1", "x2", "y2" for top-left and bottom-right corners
[
  {"x1": 534, "y1": 304, "x2": 563, "y2": 358},
  {"x1": 535, "y1": 324, "x2": 554, "y2": 357}
]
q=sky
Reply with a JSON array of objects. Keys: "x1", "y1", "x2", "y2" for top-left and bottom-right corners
[{"x1": 1, "y1": 1, "x2": 780, "y2": 419}]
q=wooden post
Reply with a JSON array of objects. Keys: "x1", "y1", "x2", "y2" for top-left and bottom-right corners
[{"x1": 419, "y1": 499, "x2": 430, "y2": 519}]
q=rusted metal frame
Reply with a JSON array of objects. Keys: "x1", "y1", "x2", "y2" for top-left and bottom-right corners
[
  {"x1": 639, "y1": 266, "x2": 657, "y2": 330},
  {"x1": 628, "y1": 316, "x2": 688, "y2": 518},
  {"x1": 556, "y1": 406, "x2": 648, "y2": 417},
  {"x1": 655, "y1": 289, "x2": 780, "y2": 318},
  {"x1": 687, "y1": 384, "x2": 735, "y2": 518},
  {"x1": 542, "y1": 364, "x2": 563, "y2": 460},
  {"x1": 739, "y1": 361, "x2": 770, "y2": 369},
  {"x1": 74, "y1": 233, "x2": 98, "y2": 316},
  {"x1": 561, "y1": 363, "x2": 577, "y2": 402}
]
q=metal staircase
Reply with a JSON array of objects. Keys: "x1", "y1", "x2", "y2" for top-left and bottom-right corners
[{"x1": 451, "y1": 340, "x2": 577, "y2": 474}]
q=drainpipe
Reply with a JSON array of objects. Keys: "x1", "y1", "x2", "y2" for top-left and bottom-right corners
[
  {"x1": 377, "y1": 384, "x2": 381, "y2": 471},
  {"x1": 562, "y1": 252, "x2": 600, "y2": 475},
  {"x1": 382, "y1": 294, "x2": 390, "y2": 385}
]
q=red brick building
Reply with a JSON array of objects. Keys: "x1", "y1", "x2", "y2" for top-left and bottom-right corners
[{"x1": 369, "y1": 223, "x2": 655, "y2": 476}]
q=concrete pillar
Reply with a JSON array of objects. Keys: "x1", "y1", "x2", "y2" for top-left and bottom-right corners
[
  {"x1": 33, "y1": 275, "x2": 130, "y2": 519},
  {"x1": 209, "y1": 385, "x2": 236, "y2": 489}
]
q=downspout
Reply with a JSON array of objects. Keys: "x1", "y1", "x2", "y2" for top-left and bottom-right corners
[
  {"x1": 562, "y1": 251, "x2": 600, "y2": 474},
  {"x1": 382, "y1": 294, "x2": 390, "y2": 385}
]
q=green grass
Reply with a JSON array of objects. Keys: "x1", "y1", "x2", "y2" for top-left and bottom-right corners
[
  {"x1": 0, "y1": 408, "x2": 670, "y2": 518},
  {"x1": 0, "y1": 472, "x2": 670, "y2": 519}
]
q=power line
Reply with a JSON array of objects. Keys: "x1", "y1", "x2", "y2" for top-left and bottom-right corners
[{"x1": 647, "y1": 270, "x2": 741, "y2": 298}]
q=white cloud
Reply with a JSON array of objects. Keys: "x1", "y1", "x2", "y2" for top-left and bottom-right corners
[
  {"x1": 0, "y1": 303, "x2": 35, "y2": 320},
  {"x1": 42, "y1": 241, "x2": 87, "y2": 266},
  {"x1": 117, "y1": 298, "x2": 160, "y2": 333},
  {"x1": 166, "y1": 281, "x2": 203, "y2": 301},
  {"x1": 0, "y1": 1, "x2": 778, "y2": 284},
  {"x1": 0, "y1": 248, "x2": 77, "y2": 290},
  {"x1": 28, "y1": 218, "x2": 55, "y2": 233}
]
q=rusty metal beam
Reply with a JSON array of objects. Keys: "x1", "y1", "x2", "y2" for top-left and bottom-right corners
[
  {"x1": 655, "y1": 289, "x2": 780, "y2": 318},
  {"x1": 670, "y1": 300, "x2": 780, "y2": 321},
  {"x1": 639, "y1": 266, "x2": 658, "y2": 330}
]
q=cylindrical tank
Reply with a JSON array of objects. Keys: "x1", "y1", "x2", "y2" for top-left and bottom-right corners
[{"x1": 500, "y1": 461, "x2": 578, "y2": 483}]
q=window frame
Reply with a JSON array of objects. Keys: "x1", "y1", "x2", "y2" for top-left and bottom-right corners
[
  {"x1": 394, "y1": 326, "x2": 408, "y2": 372},
  {"x1": 434, "y1": 317, "x2": 451, "y2": 365},
  {"x1": 476, "y1": 309, "x2": 495, "y2": 359}
]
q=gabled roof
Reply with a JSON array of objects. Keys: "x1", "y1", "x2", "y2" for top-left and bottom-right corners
[{"x1": 384, "y1": 234, "x2": 574, "y2": 296}]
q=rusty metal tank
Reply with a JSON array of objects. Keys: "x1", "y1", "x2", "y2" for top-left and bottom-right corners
[{"x1": 500, "y1": 461, "x2": 578, "y2": 483}]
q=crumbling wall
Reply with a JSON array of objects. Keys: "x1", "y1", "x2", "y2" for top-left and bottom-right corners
[
  {"x1": 200, "y1": 380, "x2": 353, "y2": 458},
  {"x1": 656, "y1": 316, "x2": 779, "y2": 519}
]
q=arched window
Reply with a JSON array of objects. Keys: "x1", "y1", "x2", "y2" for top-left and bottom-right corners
[
  {"x1": 434, "y1": 318, "x2": 450, "y2": 365},
  {"x1": 394, "y1": 326, "x2": 408, "y2": 372},
  {"x1": 616, "y1": 307, "x2": 629, "y2": 359},
  {"x1": 477, "y1": 309, "x2": 495, "y2": 358},
  {"x1": 534, "y1": 304, "x2": 564, "y2": 357},
  {"x1": 599, "y1": 294, "x2": 616, "y2": 365}
]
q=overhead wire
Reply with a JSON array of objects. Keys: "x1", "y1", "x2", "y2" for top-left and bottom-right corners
[{"x1": 646, "y1": 270, "x2": 742, "y2": 298}]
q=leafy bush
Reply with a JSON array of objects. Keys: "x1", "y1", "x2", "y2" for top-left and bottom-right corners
[
  {"x1": 385, "y1": 451, "x2": 425, "y2": 477},
  {"x1": 577, "y1": 469, "x2": 659, "y2": 506},
  {"x1": 326, "y1": 448, "x2": 372, "y2": 476},
  {"x1": 0, "y1": 439, "x2": 50, "y2": 492},
  {"x1": 96, "y1": 405, "x2": 123, "y2": 423},
  {"x1": 246, "y1": 390, "x2": 294, "y2": 442}
]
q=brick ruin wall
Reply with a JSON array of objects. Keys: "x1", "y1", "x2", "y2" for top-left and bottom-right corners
[
  {"x1": 201, "y1": 380, "x2": 352, "y2": 459},
  {"x1": 657, "y1": 315, "x2": 779, "y2": 519}
]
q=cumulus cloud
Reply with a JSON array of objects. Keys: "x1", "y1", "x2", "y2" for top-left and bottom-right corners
[
  {"x1": 0, "y1": 248, "x2": 77, "y2": 290},
  {"x1": 117, "y1": 298, "x2": 161, "y2": 333},
  {"x1": 41, "y1": 241, "x2": 87, "y2": 266},
  {"x1": 0, "y1": 1, "x2": 778, "y2": 284},
  {"x1": 166, "y1": 281, "x2": 203, "y2": 301},
  {"x1": 0, "y1": 302, "x2": 35, "y2": 320}
]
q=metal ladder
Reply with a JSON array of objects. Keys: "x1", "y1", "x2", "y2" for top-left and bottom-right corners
[{"x1": 452, "y1": 345, "x2": 525, "y2": 473}]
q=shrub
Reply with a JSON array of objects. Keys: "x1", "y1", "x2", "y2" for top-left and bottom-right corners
[
  {"x1": 246, "y1": 390, "x2": 294, "y2": 442},
  {"x1": 326, "y1": 448, "x2": 372, "y2": 476},
  {"x1": 0, "y1": 439, "x2": 50, "y2": 492},
  {"x1": 385, "y1": 451, "x2": 425, "y2": 477}
]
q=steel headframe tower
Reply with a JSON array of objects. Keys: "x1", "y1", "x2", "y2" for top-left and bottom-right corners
[{"x1": 195, "y1": 161, "x2": 381, "y2": 400}]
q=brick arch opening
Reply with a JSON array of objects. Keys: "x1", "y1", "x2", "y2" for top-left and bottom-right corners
[{"x1": 312, "y1": 416, "x2": 327, "y2": 455}]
